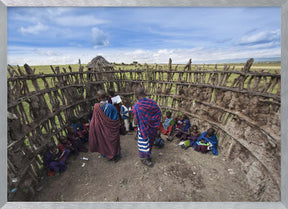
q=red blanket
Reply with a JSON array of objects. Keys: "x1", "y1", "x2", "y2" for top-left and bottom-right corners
[{"x1": 89, "y1": 103, "x2": 120, "y2": 159}]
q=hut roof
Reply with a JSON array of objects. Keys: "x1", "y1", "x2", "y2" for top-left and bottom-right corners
[{"x1": 86, "y1": 56, "x2": 113, "y2": 70}]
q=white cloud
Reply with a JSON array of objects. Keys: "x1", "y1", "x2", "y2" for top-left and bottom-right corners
[
  {"x1": 20, "y1": 22, "x2": 49, "y2": 35},
  {"x1": 237, "y1": 30, "x2": 280, "y2": 45},
  {"x1": 7, "y1": 45, "x2": 280, "y2": 66},
  {"x1": 91, "y1": 27, "x2": 110, "y2": 48}
]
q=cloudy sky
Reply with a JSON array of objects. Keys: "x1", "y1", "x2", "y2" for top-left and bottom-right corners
[{"x1": 7, "y1": 7, "x2": 280, "y2": 65}]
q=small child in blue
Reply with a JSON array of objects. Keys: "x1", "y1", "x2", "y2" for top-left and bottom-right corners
[{"x1": 194, "y1": 128, "x2": 218, "y2": 155}]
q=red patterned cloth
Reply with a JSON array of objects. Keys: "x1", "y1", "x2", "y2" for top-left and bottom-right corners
[
  {"x1": 131, "y1": 97, "x2": 162, "y2": 139},
  {"x1": 89, "y1": 103, "x2": 121, "y2": 159}
]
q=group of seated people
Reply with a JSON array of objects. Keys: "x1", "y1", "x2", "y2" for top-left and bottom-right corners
[
  {"x1": 43, "y1": 117, "x2": 90, "y2": 176},
  {"x1": 156, "y1": 111, "x2": 218, "y2": 156},
  {"x1": 43, "y1": 107, "x2": 217, "y2": 176}
]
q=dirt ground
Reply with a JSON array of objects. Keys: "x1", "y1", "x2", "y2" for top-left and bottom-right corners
[{"x1": 34, "y1": 131, "x2": 255, "y2": 202}]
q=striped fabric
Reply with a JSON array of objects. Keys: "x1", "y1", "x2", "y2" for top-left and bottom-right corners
[{"x1": 137, "y1": 127, "x2": 154, "y2": 159}]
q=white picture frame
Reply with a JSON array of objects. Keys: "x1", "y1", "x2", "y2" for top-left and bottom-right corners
[{"x1": 0, "y1": 0, "x2": 287, "y2": 209}]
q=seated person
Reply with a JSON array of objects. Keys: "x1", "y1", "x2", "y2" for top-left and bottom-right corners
[
  {"x1": 159, "y1": 111, "x2": 174, "y2": 136},
  {"x1": 58, "y1": 136, "x2": 76, "y2": 159},
  {"x1": 67, "y1": 126, "x2": 88, "y2": 156},
  {"x1": 181, "y1": 125, "x2": 201, "y2": 149},
  {"x1": 44, "y1": 143, "x2": 70, "y2": 176},
  {"x1": 167, "y1": 115, "x2": 191, "y2": 142},
  {"x1": 194, "y1": 138, "x2": 211, "y2": 153},
  {"x1": 194, "y1": 128, "x2": 218, "y2": 155},
  {"x1": 80, "y1": 117, "x2": 90, "y2": 134},
  {"x1": 70, "y1": 117, "x2": 87, "y2": 144},
  {"x1": 70, "y1": 116, "x2": 83, "y2": 133}
]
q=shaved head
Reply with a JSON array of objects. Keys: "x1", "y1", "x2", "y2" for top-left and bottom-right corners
[
  {"x1": 135, "y1": 87, "x2": 145, "y2": 98},
  {"x1": 97, "y1": 89, "x2": 106, "y2": 100}
]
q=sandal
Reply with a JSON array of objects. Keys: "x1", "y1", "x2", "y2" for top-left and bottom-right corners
[{"x1": 141, "y1": 158, "x2": 153, "y2": 167}]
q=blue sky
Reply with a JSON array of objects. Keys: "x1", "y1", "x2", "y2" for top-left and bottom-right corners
[{"x1": 7, "y1": 7, "x2": 281, "y2": 65}]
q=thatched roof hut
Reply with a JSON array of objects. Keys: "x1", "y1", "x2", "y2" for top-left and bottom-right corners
[{"x1": 86, "y1": 56, "x2": 114, "y2": 72}]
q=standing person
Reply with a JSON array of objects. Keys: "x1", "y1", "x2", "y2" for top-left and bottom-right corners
[
  {"x1": 89, "y1": 89, "x2": 121, "y2": 162},
  {"x1": 120, "y1": 99, "x2": 130, "y2": 133},
  {"x1": 131, "y1": 87, "x2": 162, "y2": 167}
]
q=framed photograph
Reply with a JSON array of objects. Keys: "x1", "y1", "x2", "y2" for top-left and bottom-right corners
[{"x1": 1, "y1": 0, "x2": 287, "y2": 209}]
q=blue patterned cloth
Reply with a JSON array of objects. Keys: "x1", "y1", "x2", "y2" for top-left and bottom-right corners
[
  {"x1": 197, "y1": 131, "x2": 218, "y2": 155},
  {"x1": 101, "y1": 103, "x2": 119, "y2": 120},
  {"x1": 132, "y1": 97, "x2": 162, "y2": 139}
]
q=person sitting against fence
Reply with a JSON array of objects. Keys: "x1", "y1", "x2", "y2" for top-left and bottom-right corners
[
  {"x1": 67, "y1": 126, "x2": 88, "y2": 156},
  {"x1": 70, "y1": 116, "x2": 83, "y2": 133},
  {"x1": 80, "y1": 117, "x2": 90, "y2": 136},
  {"x1": 89, "y1": 89, "x2": 121, "y2": 162},
  {"x1": 167, "y1": 115, "x2": 191, "y2": 142},
  {"x1": 194, "y1": 138, "x2": 211, "y2": 153},
  {"x1": 194, "y1": 128, "x2": 218, "y2": 155},
  {"x1": 70, "y1": 117, "x2": 87, "y2": 144},
  {"x1": 181, "y1": 125, "x2": 201, "y2": 150},
  {"x1": 159, "y1": 111, "x2": 174, "y2": 136},
  {"x1": 174, "y1": 115, "x2": 184, "y2": 129},
  {"x1": 58, "y1": 136, "x2": 76, "y2": 159},
  {"x1": 44, "y1": 143, "x2": 70, "y2": 176}
]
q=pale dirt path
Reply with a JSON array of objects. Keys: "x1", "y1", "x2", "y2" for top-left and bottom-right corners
[{"x1": 34, "y1": 131, "x2": 254, "y2": 202}]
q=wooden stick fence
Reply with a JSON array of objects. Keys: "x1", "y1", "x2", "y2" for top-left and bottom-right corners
[{"x1": 7, "y1": 58, "x2": 281, "y2": 201}]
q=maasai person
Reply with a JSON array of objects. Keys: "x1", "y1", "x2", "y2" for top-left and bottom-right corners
[
  {"x1": 195, "y1": 128, "x2": 218, "y2": 155},
  {"x1": 70, "y1": 116, "x2": 83, "y2": 133},
  {"x1": 167, "y1": 115, "x2": 191, "y2": 142},
  {"x1": 58, "y1": 136, "x2": 77, "y2": 159},
  {"x1": 58, "y1": 136, "x2": 74, "y2": 152},
  {"x1": 80, "y1": 117, "x2": 90, "y2": 138},
  {"x1": 70, "y1": 117, "x2": 87, "y2": 144},
  {"x1": 181, "y1": 125, "x2": 201, "y2": 149},
  {"x1": 194, "y1": 138, "x2": 210, "y2": 153},
  {"x1": 67, "y1": 126, "x2": 88, "y2": 156},
  {"x1": 107, "y1": 87, "x2": 121, "y2": 117},
  {"x1": 131, "y1": 87, "x2": 162, "y2": 167},
  {"x1": 89, "y1": 89, "x2": 121, "y2": 162},
  {"x1": 159, "y1": 111, "x2": 174, "y2": 135},
  {"x1": 120, "y1": 100, "x2": 130, "y2": 132},
  {"x1": 44, "y1": 143, "x2": 70, "y2": 176}
]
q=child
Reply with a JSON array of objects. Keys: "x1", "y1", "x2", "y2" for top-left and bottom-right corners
[
  {"x1": 67, "y1": 126, "x2": 88, "y2": 156},
  {"x1": 79, "y1": 117, "x2": 89, "y2": 143},
  {"x1": 159, "y1": 111, "x2": 174, "y2": 136},
  {"x1": 194, "y1": 138, "x2": 211, "y2": 153},
  {"x1": 44, "y1": 143, "x2": 70, "y2": 176},
  {"x1": 58, "y1": 136, "x2": 76, "y2": 159},
  {"x1": 80, "y1": 117, "x2": 90, "y2": 134},
  {"x1": 167, "y1": 115, "x2": 191, "y2": 142},
  {"x1": 181, "y1": 125, "x2": 201, "y2": 149},
  {"x1": 194, "y1": 128, "x2": 218, "y2": 155},
  {"x1": 120, "y1": 100, "x2": 130, "y2": 133},
  {"x1": 70, "y1": 117, "x2": 87, "y2": 144}
]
